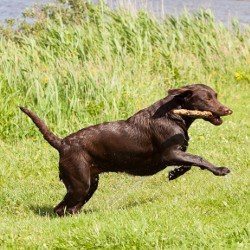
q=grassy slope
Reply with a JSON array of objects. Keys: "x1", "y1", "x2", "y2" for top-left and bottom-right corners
[
  {"x1": 0, "y1": 1, "x2": 249, "y2": 248},
  {"x1": 1, "y1": 83, "x2": 249, "y2": 249}
]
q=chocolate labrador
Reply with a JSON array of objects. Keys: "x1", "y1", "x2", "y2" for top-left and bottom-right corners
[{"x1": 20, "y1": 84, "x2": 232, "y2": 216}]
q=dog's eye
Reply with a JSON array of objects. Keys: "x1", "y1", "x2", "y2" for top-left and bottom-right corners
[{"x1": 207, "y1": 93, "x2": 212, "y2": 100}]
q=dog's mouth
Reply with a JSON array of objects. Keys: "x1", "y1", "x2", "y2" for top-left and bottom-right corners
[
  {"x1": 205, "y1": 108, "x2": 233, "y2": 126},
  {"x1": 205, "y1": 113, "x2": 223, "y2": 126},
  {"x1": 170, "y1": 108, "x2": 232, "y2": 126}
]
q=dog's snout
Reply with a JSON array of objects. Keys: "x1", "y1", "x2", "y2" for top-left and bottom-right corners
[
  {"x1": 223, "y1": 108, "x2": 233, "y2": 115},
  {"x1": 216, "y1": 106, "x2": 233, "y2": 116}
]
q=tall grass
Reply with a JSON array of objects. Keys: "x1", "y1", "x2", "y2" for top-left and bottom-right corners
[{"x1": 0, "y1": 0, "x2": 249, "y2": 140}]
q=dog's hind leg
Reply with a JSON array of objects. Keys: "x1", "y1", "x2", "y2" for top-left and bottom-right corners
[
  {"x1": 54, "y1": 154, "x2": 92, "y2": 216},
  {"x1": 83, "y1": 175, "x2": 99, "y2": 204},
  {"x1": 65, "y1": 174, "x2": 99, "y2": 214},
  {"x1": 168, "y1": 166, "x2": 191, "y2": 181}
]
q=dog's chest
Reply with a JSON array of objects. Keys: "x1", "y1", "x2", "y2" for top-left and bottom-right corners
[
  {"x1": 151, "y1": 118, "x2": 188, "y2": 150},
  {"x1": 180, "y1": 132, "x2": 189, "y2": 151}
]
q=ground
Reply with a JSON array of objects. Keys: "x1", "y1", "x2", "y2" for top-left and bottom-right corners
[{"x1": 0, "y1": 83, "x2": 249, "y2": 249}]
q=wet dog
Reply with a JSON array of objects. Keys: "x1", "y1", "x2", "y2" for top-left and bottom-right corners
[{"x1": 20, "y1": 84, "x2": 232, "y2": 216}]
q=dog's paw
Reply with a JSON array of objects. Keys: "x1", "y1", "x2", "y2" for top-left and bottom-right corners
[
  {"x1": 215, "y1": 167, "x2": 231, "y2": 176},
  {"x1": 54, "y1": 205, "x2": 66, "y2": 217},
  {"x1": 168, "y1": 170, "x2": 178, "y2": 181}
]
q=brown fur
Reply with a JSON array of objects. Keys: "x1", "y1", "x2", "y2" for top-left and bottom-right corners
[{"x1": 20, "y1": 84, "x2": 232, "y2": 216}]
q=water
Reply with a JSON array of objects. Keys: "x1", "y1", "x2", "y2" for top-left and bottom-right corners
[
  {"x1": 0, "y1": 0, "x2": 249, "y2": 25},
  {"x1": 0, "y1": 0, "x2": 51, "y2": 21}
]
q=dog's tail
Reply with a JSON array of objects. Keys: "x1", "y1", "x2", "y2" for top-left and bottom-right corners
[{"x1": 19, "y1": 107, "x2": 62, "y2": 151}]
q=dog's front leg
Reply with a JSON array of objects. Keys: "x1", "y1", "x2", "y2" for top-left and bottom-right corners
[{"x1": 166, "y1": 150, "x2": 230, "y2": 176}]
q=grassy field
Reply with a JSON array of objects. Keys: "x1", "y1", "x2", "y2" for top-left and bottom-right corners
[{"x1": 0, "y1": 0, "x2": 249, "y2": 248}]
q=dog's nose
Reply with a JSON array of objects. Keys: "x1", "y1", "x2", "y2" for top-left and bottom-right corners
[
  {"x1": 224, "y1": 108, "x2": 233, "y2": 115},
  {"x1": 218, "y1": 106, "x2": 233, "y2": 116}
]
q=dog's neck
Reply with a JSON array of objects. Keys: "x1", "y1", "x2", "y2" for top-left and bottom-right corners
[
  {"x1": 130, "y1": 95, "x2": 197, "y2": 131},
  {"x1": 169, "y1": 113, "x2": 195, "y2": 131},
  {"x1": 148, "y1": 95, "x2": 196, "y2": 131}
]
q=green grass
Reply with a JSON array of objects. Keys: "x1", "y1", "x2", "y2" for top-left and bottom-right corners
[{"x1": 0, "y1": 0, "x2": 249, "y2": 248}]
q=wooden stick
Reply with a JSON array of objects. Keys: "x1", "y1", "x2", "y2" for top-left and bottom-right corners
[{"x1": 171, "y1": 109, "x2": 213, "y2": 118}]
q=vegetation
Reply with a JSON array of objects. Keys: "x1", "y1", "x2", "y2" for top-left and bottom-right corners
[{"x1": 0, "y1": 0, "x2": 249, "y2": 248}]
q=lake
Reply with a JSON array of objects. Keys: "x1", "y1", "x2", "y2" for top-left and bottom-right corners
[{"x1": 0, "y1": 0, "x2": 250, "y2": 25}]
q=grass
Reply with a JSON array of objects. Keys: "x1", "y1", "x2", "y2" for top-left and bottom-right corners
[{"x1": 0, "y1": 0, "x2": 249, "y2": 248}]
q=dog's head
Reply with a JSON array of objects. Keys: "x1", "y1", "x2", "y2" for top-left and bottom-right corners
[{"x1": 168, "y1": 84, "x2": 232, "y2": 125}]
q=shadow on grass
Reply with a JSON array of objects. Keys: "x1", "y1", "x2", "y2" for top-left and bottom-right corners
[
  {"x1": 116, "y1": 197, "x2": 156, "y2": 210},
  {"x1": 30, "y1": 196, "x2": 155, "y2": 217},
  {"x1": 30, "y1": 205, "x2": 57, "y2": 218},
  {"x1": 29, "y1": 205, "x2": 99, "y2": 218}
]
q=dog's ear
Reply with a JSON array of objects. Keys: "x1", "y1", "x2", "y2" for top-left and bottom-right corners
[{"x1": 168, "y1": 87, "x2": 193, "y2": 99}]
